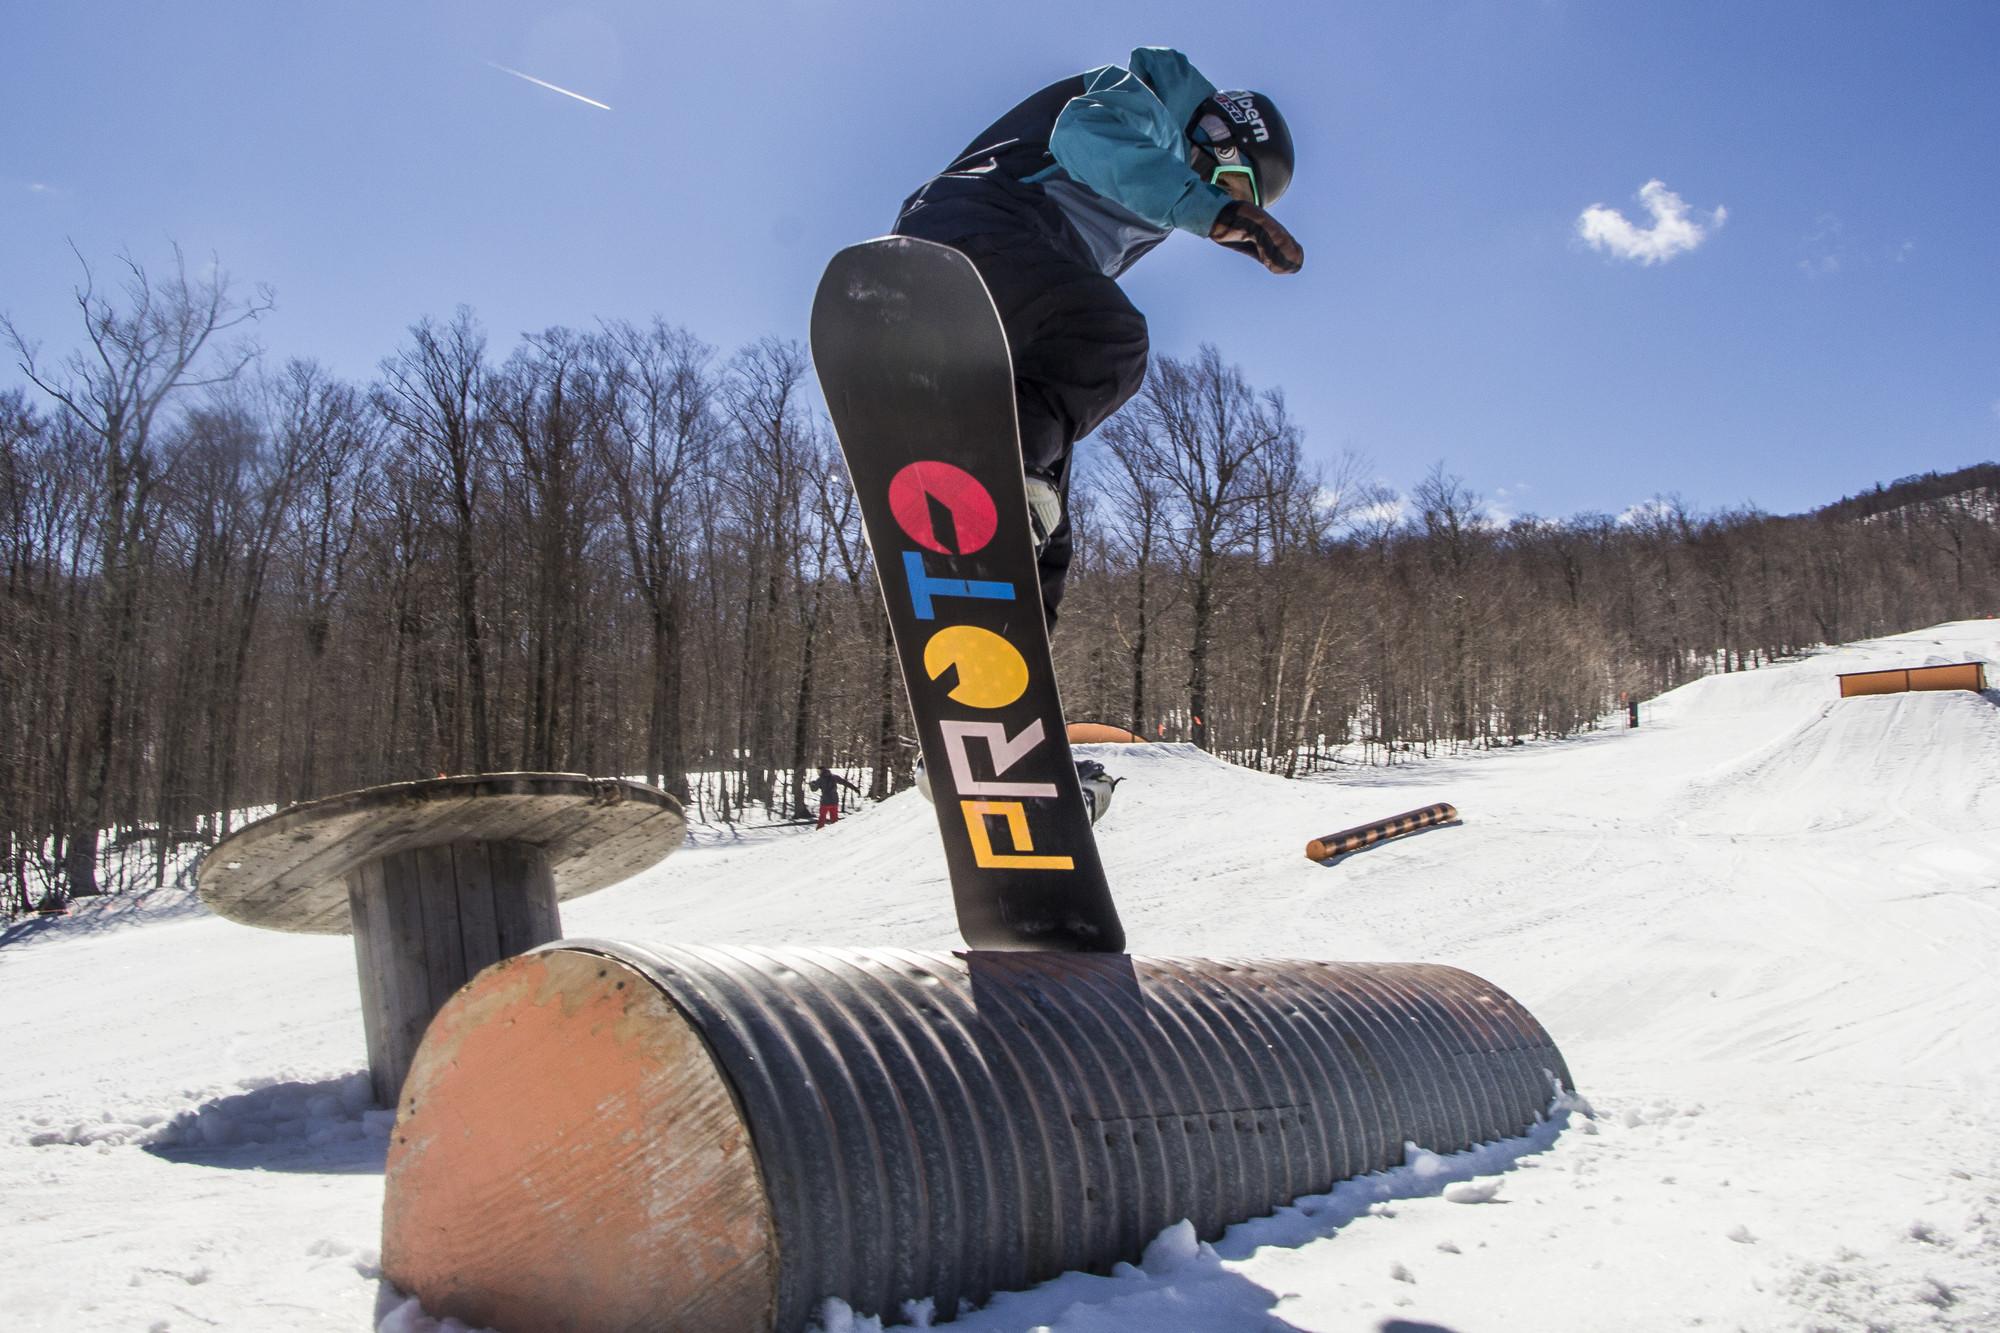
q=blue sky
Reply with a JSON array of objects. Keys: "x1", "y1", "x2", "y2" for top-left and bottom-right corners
[{"x1": 6, "y1": 1, "x2": 1996, "y2": 521}]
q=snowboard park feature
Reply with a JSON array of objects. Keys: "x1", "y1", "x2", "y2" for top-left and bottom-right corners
[
  {"x1": 379, "y1": 942, "x2": 1568, "y2": 1333},
  {"x1": 1065, "y1": 722, "x2": 1147, "y2": 744},
  {"x1": 1306, "y1": 802, "x2": 1461, "y2": 862},
  {"x1": 1834, "y1": 659, "x2": 1987, "y2": 698},
  {"x1": 810, "y1": 236, "x2": 1123, "y2": 954},
  {"x1": 368, "y1": 239, "x2": 1576, "y2": 1332}
]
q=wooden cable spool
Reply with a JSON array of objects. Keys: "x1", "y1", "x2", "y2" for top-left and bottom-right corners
[{"x1": 198, "y1": 773, "x2": 684, "y2": 1104}]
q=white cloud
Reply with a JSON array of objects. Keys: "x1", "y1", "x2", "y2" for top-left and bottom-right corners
[{"x1": 1577, "y1": 180, "x2": 1726, "y2": 266}]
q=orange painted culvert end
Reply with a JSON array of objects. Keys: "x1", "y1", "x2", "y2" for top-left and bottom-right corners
[
  {"x1": 1065, "y1": 721, "x2": 1146, "y2": 744},
  {"x1": 381, "y1": 949, "x2": 776, "y2": 1333}
]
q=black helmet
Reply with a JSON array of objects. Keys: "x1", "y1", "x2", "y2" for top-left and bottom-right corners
[{"x1": 1187, "y1": 90, "x2": 1294, "y2": 206}]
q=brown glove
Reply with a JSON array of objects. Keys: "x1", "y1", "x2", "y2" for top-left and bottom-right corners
[{"x1": 1209, "y1": 201, "x2": 1304, "y2": 275}]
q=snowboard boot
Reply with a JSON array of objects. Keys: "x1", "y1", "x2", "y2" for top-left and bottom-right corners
[
  {"x1": 1074, "y1": 759, "x2": 1120, "y2": 825},
  {"x1": 917, "y1": 755, "x2": 1119, "y2": 826}
]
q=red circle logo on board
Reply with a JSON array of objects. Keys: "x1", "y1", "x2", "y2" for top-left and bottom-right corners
[{"x1": 887, "y1": 460, "x2": 997, "y2": 555}]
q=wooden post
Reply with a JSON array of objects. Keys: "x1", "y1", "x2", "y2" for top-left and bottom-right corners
[{"x1": 348, "y1": 841, "x2": 563, "y2": 1106}]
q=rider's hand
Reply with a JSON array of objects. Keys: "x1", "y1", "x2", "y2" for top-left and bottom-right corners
[{"x1": 1209, "y1": 201, "x2": 1304, "y2": 275}]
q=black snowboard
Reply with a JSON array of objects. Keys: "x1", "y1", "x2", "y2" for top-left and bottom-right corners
[{"x1": 811, "y1": 236, "x2": 1124, "y2": 953}]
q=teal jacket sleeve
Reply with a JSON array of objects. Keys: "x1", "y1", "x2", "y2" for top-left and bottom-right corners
[{"x1": 1047, "y1": 47, "x2": 1233, "y2": 237}]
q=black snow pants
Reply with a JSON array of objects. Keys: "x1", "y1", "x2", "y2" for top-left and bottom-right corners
[{"x1": 893, "y1": 176, "x2": 1150, "y2": 630}]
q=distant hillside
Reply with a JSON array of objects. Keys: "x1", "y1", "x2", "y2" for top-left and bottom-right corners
[{"x1": 1813, "y1": 461, "x2": 2000, "y2": 523}]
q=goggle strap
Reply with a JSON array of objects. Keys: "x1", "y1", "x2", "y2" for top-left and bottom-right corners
[{"x1": 1210, "y1": 163, "x2": 1261, "y2": 208}]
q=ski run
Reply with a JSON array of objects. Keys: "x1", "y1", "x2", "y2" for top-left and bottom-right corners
[{"x1": 5, "y1": 619, "x2": 1998, "y2": 1332}]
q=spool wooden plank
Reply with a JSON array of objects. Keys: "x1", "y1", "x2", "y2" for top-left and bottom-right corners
[
  {"x1": 412, "y1": 845, "x2": 470, "y2": 1018},
  {"x1": 347, "y1": 861, "x2": 398, "y2": 1101},
  {"x1": 483, "y1": 840, "x2": 563, "y2": 961},
  {"x1": 351, "y1": 856, "x2": 452, "y2": 1105},
  {"x1": 449, "y1": 844, "x2": 506, "y2": 973}
]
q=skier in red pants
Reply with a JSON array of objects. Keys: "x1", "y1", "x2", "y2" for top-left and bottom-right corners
[{"x1": 813, "y1": 767, "x2": 861, "y2": 828}]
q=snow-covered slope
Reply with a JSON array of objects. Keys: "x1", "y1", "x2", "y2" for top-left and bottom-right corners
[{"x1": 5, "y1": 621, "x2": 1998, "y2": 1332}]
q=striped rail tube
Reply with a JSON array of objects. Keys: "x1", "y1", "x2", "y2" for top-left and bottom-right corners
[{"x1": 1306, "y1": 802, "x2": 1460, "y2": 861}]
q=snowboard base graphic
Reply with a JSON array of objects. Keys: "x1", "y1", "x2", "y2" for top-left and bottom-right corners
[{"x1": 811, "y1": 237, "x2": 1124, "y2": 953}]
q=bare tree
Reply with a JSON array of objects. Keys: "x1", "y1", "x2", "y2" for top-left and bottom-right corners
[
  {"x1": 273, "y1": 361, "x2": 376, "y2": 803},
  {"x1": 376, "y1": 309, "x2": 494, "y2": 773},
  {"x1": 591, "y1": 320, "x2": 718, "y2": 800},
  {"x1": 1919, "y1": 489, "x2": 1983, "y2": 601},
  {"x1": 1120, "y1": 345, "x2": 1288, "y2": 750},
  {"x1": 1411, "y1": 464, "x2": 1498, "y2": 740},
  {"x1": 3, "y1": 246, "x2": 270, "y2": 896},
  {"x1": 1256, "y1": 446, "x2": 1368, "y2": 774},
  {"x1": 1095, "y1": 412, "x2": 1177, "y2": 735},
  {"x1": 488, "y1": 328, "x2": 607, "y2": 771},
  {"x1": 718, "y1": 338, "x2": 818, "y2": 814},
  {"x1": 0, "y1": 391, "x2": 62, "y2": 910},
  {"x1": 810, "y1": 415, "x2": 905, "y2": 800}
]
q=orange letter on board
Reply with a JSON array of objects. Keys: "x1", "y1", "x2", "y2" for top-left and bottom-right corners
[{"x1": 960, "y1": 800, "x2": 1074, "y2": 870}]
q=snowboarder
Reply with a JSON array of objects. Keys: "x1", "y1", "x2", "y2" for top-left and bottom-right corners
[
  {"x1": 892, "y1": 46, "x2": 1303, "y2": 631},
  {"x1": 812, "y1": 767, "x2": 861, "y2": 828}
]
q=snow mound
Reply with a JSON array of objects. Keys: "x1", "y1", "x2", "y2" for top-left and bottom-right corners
[{"x1": 1676, "y1": 688, "x2": 2000, "y2": 836}]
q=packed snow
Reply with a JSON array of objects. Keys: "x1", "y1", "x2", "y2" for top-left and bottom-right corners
[{"x1": 5, "y1": 620, "x2": 1998, "y2": 1332}]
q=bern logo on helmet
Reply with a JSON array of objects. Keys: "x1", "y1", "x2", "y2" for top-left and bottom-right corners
[{"x1": 1219, "y1": 92, "x2": 1270, "y2": 144}]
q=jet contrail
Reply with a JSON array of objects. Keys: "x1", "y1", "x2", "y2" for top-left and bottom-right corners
[{"x1": 486, "y1": 61, "x2": 611, "y2": 111}]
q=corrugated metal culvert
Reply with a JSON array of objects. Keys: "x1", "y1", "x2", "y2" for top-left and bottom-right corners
[{"x1": 383, "y1": 941, "x2": 1571, "y2": 1333}]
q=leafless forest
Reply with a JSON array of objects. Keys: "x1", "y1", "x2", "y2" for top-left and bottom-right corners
[{"x1": 4, "y1": 251, "x2": 1996, "y2": 913}]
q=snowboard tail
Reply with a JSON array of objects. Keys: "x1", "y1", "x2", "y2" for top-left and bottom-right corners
[{"x1": 811, "y1": 237, "x2": 1124, "y2": 953}]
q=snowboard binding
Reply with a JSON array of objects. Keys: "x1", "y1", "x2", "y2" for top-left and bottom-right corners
[{"x1": 915, "y1": 756, "x2": 1120, "y2": 826}]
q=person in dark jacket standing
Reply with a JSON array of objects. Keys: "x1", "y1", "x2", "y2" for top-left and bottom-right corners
[
  {"x1": 812, "y1": 767, "x2": 861, "y2": 828},
  {"x1": 893, "y1": 47, "x2": 1303, "y2": 630}
]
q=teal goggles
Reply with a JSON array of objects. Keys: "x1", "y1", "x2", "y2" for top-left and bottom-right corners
[{"x1": 1209, "y1": 162, "x2": 1261, "y2": 207}]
